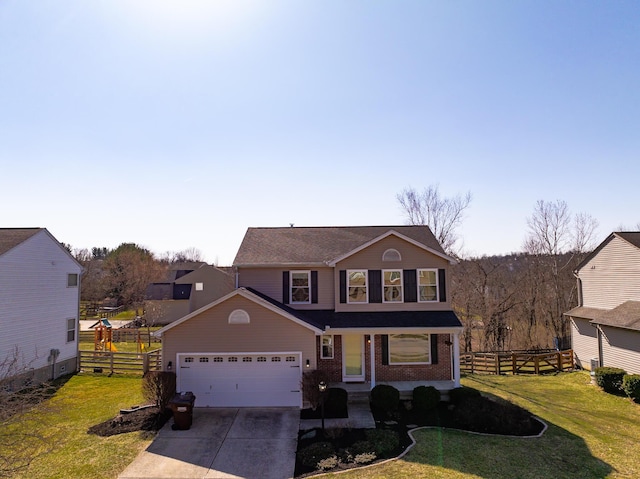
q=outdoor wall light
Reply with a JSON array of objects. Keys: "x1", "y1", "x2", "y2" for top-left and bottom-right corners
[
  {"x1": 306, "y1": 359, "x2": 310, "y2": 368},
  {"x1": 167, "y1": 361, "x2": 173, "y2": 371}
]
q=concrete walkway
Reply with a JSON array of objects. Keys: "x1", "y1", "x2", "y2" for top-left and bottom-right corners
[
  {"x1": 119, "y1": 408, "x2": 299, "y2": 479},
  {"x1": 299, "y1": 401, "x2": 376, "y2": 430}
]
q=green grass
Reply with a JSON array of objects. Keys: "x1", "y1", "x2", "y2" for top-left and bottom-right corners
[
  {"x1": 328, "y1": 372, "x2": 640, "y2": 479},
  {"x1": 6, "y1": 374, "x2": 151, "y2": 479}
]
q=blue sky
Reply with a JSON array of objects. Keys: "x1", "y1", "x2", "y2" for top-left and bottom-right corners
[{"x1": 1, "y1": 1, "x2": 639, "y2": 265}]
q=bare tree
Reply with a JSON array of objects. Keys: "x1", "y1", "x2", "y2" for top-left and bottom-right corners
[
  {"x1": 161, "y1": 247, "x2": 205, "y2": 264},
  {"x1": 397, "y1": 185, "x2": 472, "y2": 255}
]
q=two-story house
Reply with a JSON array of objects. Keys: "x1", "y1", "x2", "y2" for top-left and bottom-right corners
[
  {"x1": 564, "y1": 232, "x2": 640, "y2": 375},
  {"x1": 156, "y1": 226, "x2": 463, "y2": 407},
  {"x1": 0, "y1": 228, "x2": 82, "y2": 384}
]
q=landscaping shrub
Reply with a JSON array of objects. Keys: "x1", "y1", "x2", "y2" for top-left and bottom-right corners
[
  {"x1": 365, "y1": 428, "x2": 400, "y2": 457},
  {"x1": 594, "y1": 367, "x2": 627, "y2": 394},
  {"x1": 349, "y1": 440, "x2": 376, "y2": 456},
  {"x1": 622, "y1": 374, "x2": 640, "y2": 402},
  {"x1": 297, "y1": 441, "x2": 335, "y2": 468},
  {"x1": 316, "y1": 455, "x2": 339, "y2": 471},
  {"x1": 448, "y1": 386, "x2": 481, "y2": 405},
  {"x1": 370, "y1": 384, "x2": 400, "y2": 415},
  {"x1": 325, "y1": 387, "x2": 348, "y2": 416},
  {"x1": 301, "y1": 369, "x2": 330, "y2": 410},
  {"x1": 142, "y1": 371, "x2": 176, "y2": 409},
  {"x1": 353, "y1": 452, "x2": 377, "y2": 464},
  {"x1": 413, "y1": 385, "x2": 440, "y2": 412}
]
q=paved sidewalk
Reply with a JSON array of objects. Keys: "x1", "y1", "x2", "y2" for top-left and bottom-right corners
[
  {"x1": 119, "y1": 408, "x2": 299, "y2": 479},
  {"x1": 299, "y1": 401, "x2": 376, "y2": 430}
]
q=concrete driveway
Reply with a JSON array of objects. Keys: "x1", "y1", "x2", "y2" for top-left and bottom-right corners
[{"x1": 118, "y1": 408, "x2": 300, "y2": 479}]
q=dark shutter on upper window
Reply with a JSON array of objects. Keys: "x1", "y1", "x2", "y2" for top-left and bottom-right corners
[
  {"x1": 381, "y1": 334, "x2": 389, "y2": 365},
  {"x1": 430, "y1": 334, "x2": 439, "y2": 364},
  {"x1": 403, "y1": 269, "x2": 417, "y2": 303},
  {"x1": 438, "y1": 269, "x2": 446, "y2": 302},
  {"x1": 311, "y1": 271, "x2": 318, "y2": 304},
  {"x1": 339, "y1": 270, "x2": 347, "y2": 304},
  {"x1": 369, "y1": 270, "x2": 382, "y2": 303},
  {"x1": 282, "y1": 271, "x2": 290, "y2": 304}
]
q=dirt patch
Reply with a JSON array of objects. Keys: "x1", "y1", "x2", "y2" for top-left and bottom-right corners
[{"x1": 88, "y1": 406, "x2": 172, "y2": 437}]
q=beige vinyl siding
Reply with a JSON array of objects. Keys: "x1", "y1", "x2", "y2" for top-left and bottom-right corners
[
  {"x1": 162, "y1": 295, "x2": 317, "y2": 370},
  {"x1": 237, "y1": 267, "x2": 334, "y2": 309},
  {"x1": 579, "y1": 236, "x2": 640, "y2": 309},
  {"x1": 600, "y1": 325, "x2": 640, "y2": 374},
  {"x1": 335, "y1": 235, "x2": 451, "y2": 312},
  {"x1": 570, "y1": 317, "x2": 599, "y2": 370}
]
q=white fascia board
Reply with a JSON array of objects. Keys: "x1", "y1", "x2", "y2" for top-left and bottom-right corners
[
  {"x1": 234, "y1": 262, "x2": 327, "y2": 268},
  {"x1": 154, "y1": 287, "x2": 323, "y2": 337},
  {"x1": 327, "y1": 230, "x2": 456, "y2": 266}
]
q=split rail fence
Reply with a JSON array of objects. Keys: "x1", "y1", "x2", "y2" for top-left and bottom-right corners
[
  {"x1": 79, "y1": 349, "x2": 162, "y2": 376},
  {"x1": 460, "y1": 349, "x2": 574, "y2": 375}
]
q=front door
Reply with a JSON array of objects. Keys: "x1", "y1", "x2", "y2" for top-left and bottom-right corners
[{"x1": 342, "y1": 334, "x2": 365, "y2": 382}]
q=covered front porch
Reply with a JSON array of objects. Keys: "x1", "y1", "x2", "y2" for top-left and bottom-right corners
[{"x1": 329, "y1": 380, "x2": 457, "y2": 402}]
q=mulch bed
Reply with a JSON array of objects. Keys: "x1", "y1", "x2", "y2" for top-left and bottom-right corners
[{"x1": 88, "y1": 406, "x2": 172, "y2": 437}]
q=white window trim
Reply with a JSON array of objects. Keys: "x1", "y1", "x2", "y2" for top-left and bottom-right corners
[
  {"x1": 321, "y1": 335, "x2": 334, "y2": 359},
  {"x1": 66, "y1": 318, "x2": 76, "y2": 343},
  {"x1": 417, "y1": 268, "x2": 439, "y2": 303},
  {"x1": 382, "y1": 248, "x2": 402, "y2": 262},
  {"x1": 347, "y1": 269, "x2": 368, "y2": 304},
  {"x1": 290, "y1": 270, "x2": 311, "y2": 304},
  {"x1": 67, "y1": 273, "x2": 78, "y2": 288},
  {"x1": 382, "y1": 269, "x2": 403, "y2": 303},
  {"x1": 388, "y1": 333, "x2": 431, "y2": 365},
  {"x1": 228, "y1": 309, "x2": 250, "y2": 324}
]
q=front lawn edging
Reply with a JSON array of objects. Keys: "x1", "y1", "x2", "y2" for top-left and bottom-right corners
[{"x1": 300, "y1": 417, "x2": 549, "y2": 478}]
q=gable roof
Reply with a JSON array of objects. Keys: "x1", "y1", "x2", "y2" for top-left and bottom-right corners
[
  {"x1": 565, "y1": 301, "x2": 640, "y2": 332},
  {"x1": 233, "y1": 226, "x2": 449, "y2": 266},
  {"x1": 0, "y1": 228, "x2": 43, "y2": 257},
  {"x1": 576, "y1": 231, "x2": 640, "y2": 273},
  {"x1": 154, "y1": 287, "x2": 324, "y2": 337}
]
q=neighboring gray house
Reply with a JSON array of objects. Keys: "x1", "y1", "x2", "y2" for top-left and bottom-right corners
[
  {"x1": 145, "y1": 262, "x2": 234, "y2": 324},
  {"x1": 565, "y1": 232, "x2": 640, "y2": 374},
  {"x1": 156, "y1": 226, "x2": 463, "y2": 408},
  {"x1": 0, "y1": 228, "x2": 82, "y2": 383}
]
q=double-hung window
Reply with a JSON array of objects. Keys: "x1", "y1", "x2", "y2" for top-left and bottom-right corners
[
  {"x1": 66, "y1": 318, "x2": 76, "y2": 343},
  {"x1": 290, "y1": 271, "x2": 311, "y2": 304},
  {"x1": 321, "y1": 335, "x2": 334, "y2": 359},
  {"x1": 347, "y1": 270, "x2": 368, "y2": 303},
  {"x1": 418, "y1": 269, "x2": 438, "y2": 302},
  {"x1": 383, "y1": 270, "x2": 403, "y2": 302}
]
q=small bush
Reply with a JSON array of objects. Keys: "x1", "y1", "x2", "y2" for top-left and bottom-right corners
[
  {"x1": 297, "y1": 441, "x2": 335, "y2": 468},
  {"x1": 142, "y1": 371, "x2": 176, "y2": 409},
  {"x1": 449, "y1": 386, "x2": 481, "y2": 405},
  {"x1": 349, "y1": 440, "x2": 376, "y2": 456},
  {"x1": 365, "y1": 428, "x2": 400, "y2": 457},
  {"x1": 622, "y1": 374, "x2": 640, "y2": 402},
  {"x1": 413, "y1": 385, "x2": 440, "y2": 412},
  {"x1": 370, "y1": 384, "x2": 400, "y2": 415},
  {"x1": 594, "y1": 367, "x2": 627, "y2": 394},
  {"x1": 353, "y1": 452, "x2": 377, "y2": 464},
  {"x1": 325, "y1": 387, "x2": 348, "y2": 416},
  {"x1": 316, "y1": 455, "x2": 339, "y2": 471}
]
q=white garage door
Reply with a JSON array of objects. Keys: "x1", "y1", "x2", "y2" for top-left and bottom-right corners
[{"x1": 177, "y1": 352, "x2": 302, "y2": 407}]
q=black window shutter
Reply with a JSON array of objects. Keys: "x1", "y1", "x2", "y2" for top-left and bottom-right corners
[
  {"x1": 430, "y1": 334, "x2": 439, "y2": 364},
  {"x1": 381, "y1": 334, "x2": 389, "y2": 365},
  {"x1": 369, "y1": 270, "x2": 382, "y2": 303},
  {"x1": 403, "y1": 269, "x2": 417, "y2": 303},
  {"x1": 311, "y1": 271, "x2": 318, "y2": 304},
  {"x1": 438, "y1": 269, "x2": 447, "y2": 302},
  {"x1": 339, "y1": 270, "x2": 347, "y2": 304},
  {"x1": 282, "y1": 271, "x2": 290, "y2": 304}
]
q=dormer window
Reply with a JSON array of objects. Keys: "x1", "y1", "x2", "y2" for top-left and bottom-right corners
[
  {"x1": 382, "y1": 248, "x2": 402, "y2": 262},
  {"x1": 347, "y1": 270, "x2": 368, "y2": 303},
  {"x1": 290, "y1": 271, "x2": 311, "y2": 304}
]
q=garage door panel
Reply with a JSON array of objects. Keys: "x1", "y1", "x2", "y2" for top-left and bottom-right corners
[{"x1": 177, "y1": 353, "x2": 302, "y2": 407}]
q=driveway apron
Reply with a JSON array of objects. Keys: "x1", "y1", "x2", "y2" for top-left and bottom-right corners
[{"x1": 118, "y1": 408, "x2": 300, "y2": 479}]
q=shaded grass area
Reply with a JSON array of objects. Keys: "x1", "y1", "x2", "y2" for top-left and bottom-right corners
[
  {"x1": 325, "y1": 372, "x2": 639, "y2": 479},
  {"x1": 7, "y1": 374, "x2": 150, "y2": 479}
]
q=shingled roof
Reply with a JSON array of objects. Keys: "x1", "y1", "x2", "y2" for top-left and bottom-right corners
[
  {"x1": 0, "y1": 228, "x2": 43, "y2": 257},
  {"x1": 233, "y1": 226, "x2": 447, "y2": 266},
  {"x1": 565, "y1": 301, "x2": 640, "y2": 332}
]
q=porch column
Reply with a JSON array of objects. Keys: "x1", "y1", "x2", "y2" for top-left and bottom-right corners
[
  {"x1": 370, "y1": 333, "x2": 376, "y2": 388},
  {"x1": 452, "y1": 332, "x2": 461, "y2": 388}
]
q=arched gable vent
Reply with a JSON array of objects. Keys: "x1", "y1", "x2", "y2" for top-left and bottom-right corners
[
  {"x1": 382, "y1": 248, "x2": 402, "y2": 262},
  {"x1": 228, "y1": 309, "x2": 250, "y2": 324}
]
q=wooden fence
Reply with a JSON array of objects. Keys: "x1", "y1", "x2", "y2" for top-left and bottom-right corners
[
  {"x1": 79, "y1": 349, "x2": 162, "y2": 376},
  {"x1": 79, "y1": 330, "x2": 161, "y2": 344},
  {"x1": 460, "y1": 349, "x2": 574, "y2": 375}
]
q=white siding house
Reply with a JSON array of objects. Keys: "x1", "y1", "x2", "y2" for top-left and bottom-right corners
[
  {"x1": 0, "y1": 228, "x2": 82, "y2": 383},
  {"x1": 565, "y1": 232, "x2": 640, "y2": 375}
]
